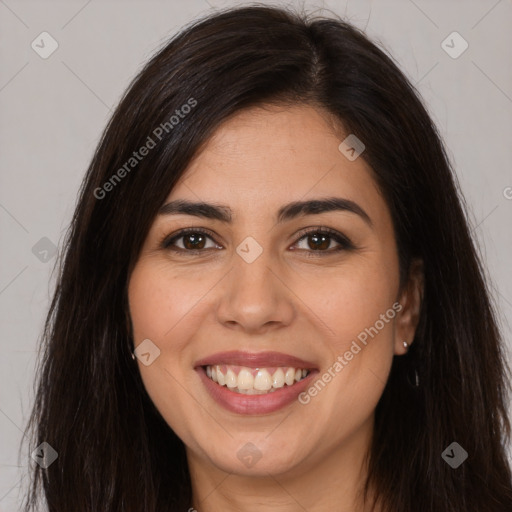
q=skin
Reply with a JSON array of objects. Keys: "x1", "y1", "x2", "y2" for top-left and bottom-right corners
[{"x1": 128, "y1": 104, "x2": 423, "y2": 512}]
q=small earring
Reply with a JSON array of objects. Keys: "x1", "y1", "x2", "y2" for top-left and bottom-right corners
[
  {"x1": 131, "y1": 351, "x2": 136, "y2": 360},
  {"x1": 403, "y1": 341, "x2": 409, "y2": 351}
]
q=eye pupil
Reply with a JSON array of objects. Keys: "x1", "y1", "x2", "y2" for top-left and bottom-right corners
[
  {"x1": 184, "y1": 233, "x2": 206, "y2": 250},
  {"x1": 308, "y1": 233, "x2": 330, "y2": 250}
]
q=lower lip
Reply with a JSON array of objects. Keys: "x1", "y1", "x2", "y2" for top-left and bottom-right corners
[{"x1": 196, "y1": 366, "x2": 318, "y2": 414}]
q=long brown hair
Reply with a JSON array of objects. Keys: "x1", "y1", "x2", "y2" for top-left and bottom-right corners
[{"x1": 23, "y1": 5, "x2": 512, "y2": 511}]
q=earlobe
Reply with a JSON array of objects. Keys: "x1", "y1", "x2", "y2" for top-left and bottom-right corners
[{"x1": 394, "y1": 258, "x2": 424, "y2": 355}]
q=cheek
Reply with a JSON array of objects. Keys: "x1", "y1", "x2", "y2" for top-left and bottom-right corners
[
  {"x1": 128, "y1": 260, "x2": 201, "y2": 344},
  {"x1": 127, "y1": 262, "x2": 202, "y2": 443},
  {"x1": 127, "y1": 263, "x2": 191, "y2": 399},
  {"x1": 295, "y1": 250, "x2": 399, "y2": 416},
  {"x1": 282, "y1": 260, "x2": 399, "y2": 453},
  {"x1": 300, "y1": 261, "x2": 397, "y2": 353}
]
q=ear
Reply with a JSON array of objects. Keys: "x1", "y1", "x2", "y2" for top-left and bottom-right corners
[{"x1": 394, "y1": 258, "x2": 424, "y2": 355}]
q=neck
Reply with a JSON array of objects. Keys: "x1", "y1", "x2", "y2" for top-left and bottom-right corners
[{"x1": 186, "y1": 415, "x2": 380, "y2": 512}]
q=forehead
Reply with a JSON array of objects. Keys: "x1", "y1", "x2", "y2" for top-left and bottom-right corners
[{"x1": 167, "y1": 104, "x2": 383, "y2": 220}]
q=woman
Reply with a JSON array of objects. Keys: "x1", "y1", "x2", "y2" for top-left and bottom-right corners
[{"x1": 23, "y1": 5, "x2": 512, "y2": 511}]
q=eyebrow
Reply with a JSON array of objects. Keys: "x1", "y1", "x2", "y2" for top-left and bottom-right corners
[{"x1": 158, "y1": 197, "x2": 373, "y2": 227}]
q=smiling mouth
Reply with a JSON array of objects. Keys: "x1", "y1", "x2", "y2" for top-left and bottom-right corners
[{"x1": 203, "y1": 364, "x2": 311, "y2": 395}]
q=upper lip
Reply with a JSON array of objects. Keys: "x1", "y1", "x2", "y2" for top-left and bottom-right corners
[{"x1": 194, "y1": 350, "x2": 318, "y2": 370}]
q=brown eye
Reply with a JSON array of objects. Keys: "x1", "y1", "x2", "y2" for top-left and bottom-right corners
[
  {"x1": 162, "y1": 229, "x2": 221, "y2": 252},
  {"x1": 182, "y1": 233, "x2": 207, "y2": 250},
  {"x1": 305, "y1": 232, "x2": 331, "y2": 250},
  {"x1": 293, "y1": 229, "x2": 354, "y2": 253}
]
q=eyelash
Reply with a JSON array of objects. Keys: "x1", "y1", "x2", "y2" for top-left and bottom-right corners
[{"x1": 159, "y1": 226, "x2": 355, "y2": 257}]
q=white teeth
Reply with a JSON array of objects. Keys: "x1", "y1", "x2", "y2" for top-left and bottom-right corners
[
  {"x1": 272, "y1": 368, "x2": 285, "y2": 388},
  {"x1": 285, "y1": 367, "x2": 296, "y2": 386},
  {"x1": 254, "y1": 369, "x2": 273, "y2": 391},
  {"x1": 216, "y1": 366, "x2": 225, "y2": 386},
  {"x1": 225, "y1": 368, "x2": 237, "y2": 388},
  {"x1": 237, "y1": 368, "x2": 254, "y2": 389},
  {"x1": 205, "y1": 365, "x2": 310, "y2": 394}
]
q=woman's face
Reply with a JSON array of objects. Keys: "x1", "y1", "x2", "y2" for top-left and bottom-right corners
[{"x1": 128, "y1": 104, "x2": 421, "y2": 478}]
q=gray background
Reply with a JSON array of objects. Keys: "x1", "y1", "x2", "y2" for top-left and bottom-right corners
[{"x1": 1, "y1": 0, "x2": 511, "y2": 509}]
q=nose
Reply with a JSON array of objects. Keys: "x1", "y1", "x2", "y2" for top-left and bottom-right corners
[{"x1": 215, "y1": 249, "x2": 295, "y2": 334}]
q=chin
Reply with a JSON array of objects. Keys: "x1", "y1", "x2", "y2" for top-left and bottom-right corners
[{"x1": 196, "y1": 434, "x2": 309, "y2": 477}]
